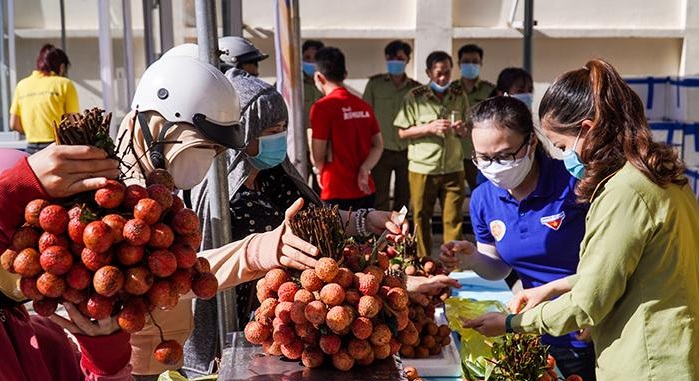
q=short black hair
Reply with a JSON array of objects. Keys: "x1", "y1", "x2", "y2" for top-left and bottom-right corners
[
  {"x1": 384, "y1": 40, "x2": 412, "y2": 59},
  {"x1": 302, "y1": 40, "x2": 324, "y2": 54},
  {"x1": 315, "y1": 47, "x2": 346, "y2": 83},
  {"x1": 491, "y1": 67, "x2": 533, "y2": 96},
  {"x1": 426, "y1": 51, "x2": 452, "y2": 70},
  {"x1": 457, "y1": 44, "x2": 484, "y2": 61}
]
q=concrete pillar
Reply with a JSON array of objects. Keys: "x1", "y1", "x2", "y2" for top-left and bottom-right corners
[
  {"x1": 414, "y1": 0, "x2": 453, "y2": 82},
  {"x1": 680, "y1": 0, "x2": 699, "y2": 75}
]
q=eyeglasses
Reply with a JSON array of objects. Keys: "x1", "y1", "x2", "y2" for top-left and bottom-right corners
[{"x1": 472, "y1": 134, "x2": 531, "y2": 168}]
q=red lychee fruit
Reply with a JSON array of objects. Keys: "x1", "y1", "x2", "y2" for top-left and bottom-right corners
[
  {"x1": 272, "y1": 323, "x2": 296, "y2": 345},
  {"x1": 358, "y1": 295, "x2": 382, "y2": 318},
  {"x1": 395, "y1": 306, "x2": 409, "y2": 330},
  {"x1": 94, "y1": 179, "x2": 126, "y2": 209},
  {"x1": 289, "y1": 301, "x2": 308, "y2": 325},
  {"x1": 147, "y1": 184, "x2": 174, "y2": 210},
  {"x1": 19, "y1": 277, "x2": 43, "y2": 300},
  {"x1": 123, "y1": 219, "x2": 151, "y2": 246},
  {"x1": 385, "y1": 246, "x2": 398, "y2": 259},
  {"x1": 170, "y1": 269, "x2": 193, "y2": 295},
  {"x1": 376, "y1": 252, "x2": 390, "y2": 270},
  {"x1": 331, "y1": 349, "x2": 355, "y2": 371},
  {"x1": 244, "y1": 321, "x2": 272, "y2": 344},
  {"x1": 62, "y1": 286, "x2": 87, "y2": 304},
  {"x1": 32, "y1": 298, "x2": 57, "y2": 317},
  {"x1": 345, "y1": 289, "x2": 361, "y2": 306},
  {"x1": 304, "y1": 300, "x2": 327, "y2": 325},
  {"x1": 117, "y1": 298, "x2": 147, "y2": 333},
  {"x1": 294, "y1": 321, "x2": 316, "y2": 339},
  {"x1": 115, "y1": 242, "x2": 144, "y2": 266},
  {"x1": 386, "y1": 287, "x2": 408, "y2": 310},
  {"x1": 326, "y1": 305, "x2": 353, "y2": 333},
  {"x1": 82, "y1": 221, "x2": 114, "y2": 253},
  {"x1": 363, "y1": 265, "x2": 384, "y2": 284},
  {"x1": 175, "y1": 230, "x2": 202, "y2": 251},
  {"x1": 264, "y1": 268, "x2": 290, "y2": 292},
  {"x1": 370, "y1": 324, "x2": 392, "y2": 347},
  {"x1": 1, "y1": 249, "x2": 18, "y2": 272},
  {"x1": 38, "y1": 232, "x2": 69, "y2": 253},
  {"x1": 320, "y1": 283, "x2": 346, "y2": 306},
  {"x1": 171, "y1": 208, "x2": 199, "y2": 235},
  {"x1": 86, "y1": 294, "x2": 116, "y2": 320},
  {"x1": 39, "y1": 205, "x2": 69, "y2": 235},
  {"x1": 280, "y1": 339, "x2": 304, "y2": 360},
  {"x1": 11, "y1": 226, "x2": 40, "y2": 251},
  {"x1": 254, "y1": 298, "x2": 279, "y2": 326},
  {"x1": 374, "y1": 343, "x2": 391, "y2": 360},
  {"x1": 277, "y1": 281, "x2": 299, "y2": 302},
  {"x1": 93, "y1": 265, "x2": 124, "y2": 297},
  {"x1": 153, "y1": 339, "x2": 183, "y2": 366},
  {"x1": 301, "y1": 346, "x2": 325, "y2": 368},
  {"x1": 122, "y1": 184, "x2": 149, "y2": 210},
  {"x1": 315, "y1": 257, "x2": 339, "y2": 282},
  {"x1": 170, "y1": 243, "x2": 197, "y2": 269},
  {"x1": 358, "y1": 274, "x2": 379, "y2": 296},
  {"x1": 25, "y1": 199, "x2": 50, "y2": 227},
  {"x1": 193, "y1": 257, "x2": 211, "y2": 274},
  {"x1": 319, "y1": 334, "x2": 341, "y2": 355},
  {"x1": 275, "y1": 301, "x2": 293, "y2": 323},
  {"x1": 348, "y1": 338, "x2": 372, "y2": 360},
  {"x1": 262, "y1": 339, "x2": 282, "y2": 356},
  {"x1": 169, "y1": 194, "x2": 185, "y2": 214},
  {"x1": 134, "y1": 198, "x2": 163, "y2": 225},
  {"x1": 67, "y1": 218, "x2": 88, "y2": 245},
  {"x1": 147, "y1": 279, "x2": 177, "y2": 309},
  {"x1": 300, "y1": 268, "x2": 323, "y2": 292},
  {"x1": 351, "y1": 317, "x2": 373, "y2": 340},
  {"x1": 13, "y1": 248, "x2": 42, "y2": 277},
  {"x1": 389, "y1": 338, "x2": 401, "y2": 356},
  {"x1": 146, "y1": 169, "x2": 175, "y2": 191},
  {"x1": 81, "y1": 247, "x2": 113, "y2": 271},
  {"x1": 293, "y1": 289, "x2": 315, "y2": 304},
  {"x1": 102, "y1": 214, "x2": 127, "y2": 243},
  {"x1": 191, "y1": 272, "x2": 218, "y2": 299},
  {"x1": 39, "y1": 245, "x2": 73, "y2": 275},
  {"x1": 148, "y1": 222, "x2": 175, "y2": 249},
  {"x1": 332, "y1": 267, "x2": 354, "y2": 289},
  {"x1": 147, "y1": 249, "x2": 177, "y2": 277},
  {"x1": 36, "y1": 272, "x2": 66, "y2": 298},
  {"x1": 124, "y1": 266, "x2": 154, "y2": 295}
]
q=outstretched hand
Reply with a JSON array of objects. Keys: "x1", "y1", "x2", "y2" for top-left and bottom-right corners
[
  {"x1": 49, "y1": 303, "x2": 121, "y2": 337},
  {"x1": 439, "y1": 240, "x2": 476, "y2": 273},
  {"x1": 366, "y1": 209, "x2": 409, "y2": 240},
  {"x1": 462, "y1": 312, "x2": 508, "y2": 337},
  {"x1": 28, "y1": 145, "x2": 119, "y2": 198}
]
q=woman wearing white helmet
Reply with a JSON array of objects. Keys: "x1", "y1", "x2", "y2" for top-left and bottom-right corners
[{"x1": 218, "y1": 36, "x2": 268, "y2": 77}]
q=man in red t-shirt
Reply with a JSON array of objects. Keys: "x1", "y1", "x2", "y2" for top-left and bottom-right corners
[{"x1": 310, "y1": 47, "x2": 384, "y2": 210}]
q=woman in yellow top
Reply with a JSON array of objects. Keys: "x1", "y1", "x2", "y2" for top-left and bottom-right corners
[
  {"x1": 10, "y1": 44, "x2": 79, "y2": 154},
  {"x1": 463, "y1": 59, "x2": 699, "y2": 381}
]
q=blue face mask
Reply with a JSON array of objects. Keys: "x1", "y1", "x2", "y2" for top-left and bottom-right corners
[
  {"x1": 302, "y1": 61, "x2": 316, "y2": 76},
  {"x1": 247, "y1": 131, "x2": 288, "y2": 170},
  {"x1": 430, "y1": 81, "x2": 450, "y2": 94},
  {"x1": 562, "y1": 130, "x2": 585, "y2": 180},
  {"x1": 511, "y1": 92, "x2": 533, "y2": 110},
  {"x1": 386, "y1": 60, "x2": 406, "y2": 75},
  {"x1": 460, "y1": 63, "x2": 480, "y2": 80}
]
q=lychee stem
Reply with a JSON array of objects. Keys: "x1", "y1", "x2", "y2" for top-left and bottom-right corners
[{"x1": 148, "y1": 310, "x2": 166, "y2": 342}]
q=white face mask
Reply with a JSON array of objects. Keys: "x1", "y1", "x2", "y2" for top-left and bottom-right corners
[
  {"x1": 477, "y1": 144, "x2": 534, "y2": 190},
  {"x1": 168, "y1": 147, "x2": 217, "y2": 190}
]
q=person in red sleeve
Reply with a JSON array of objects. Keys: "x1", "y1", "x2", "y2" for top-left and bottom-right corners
[
  {"x1": 0, "y1": 145, "x2": 134, "y2": 381},
  {"x1": 310, "y1": 46, "x2": 384, "y2": 210}
]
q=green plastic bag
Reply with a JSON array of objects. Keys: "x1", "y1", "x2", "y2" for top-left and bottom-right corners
[{"x1": 444, "y1": 298, "x2": 508, "y2": 380}]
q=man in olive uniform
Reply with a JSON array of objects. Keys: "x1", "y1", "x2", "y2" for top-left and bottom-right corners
[
  {"x1": 450, "y1": 44, "x2": 495, "y2": 190},
  {"x1": 302, "y1": 39, "x2": 325, "y2": 191},
  {"x1": 395, "y1": 51, "x2": 469, "y2": 257},
  {"x1": 363, "y1": 40, "x2": 422, "y2": 211}
]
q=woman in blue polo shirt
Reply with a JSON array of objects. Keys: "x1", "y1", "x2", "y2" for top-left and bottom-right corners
[{"x1": 440, "y1": 96, "x2": 595, "y2": 380}]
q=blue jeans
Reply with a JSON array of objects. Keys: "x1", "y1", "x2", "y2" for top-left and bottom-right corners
[{"x1": 548, "y1": 345, "x2": 597, "y2": 381}]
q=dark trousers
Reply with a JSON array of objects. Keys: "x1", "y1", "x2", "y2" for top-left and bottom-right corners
[
  {"x1": 324, "y1": 194, "x2": 376, "y2": 211},
  {"x1": 548, "y1": 345, "x2": 597, "y2": 381},
  {"x1": 372, "y1": 149, "x2": 410, "y2": 211}
]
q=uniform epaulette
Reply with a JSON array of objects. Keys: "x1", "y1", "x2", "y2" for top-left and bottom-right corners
[
  {"x1": 368, "y1": 73, "x2": 388, "y2": 81},
  {"x1": 480, "y1": 80, "x2": 495, "y2": 88},
  {"x1": 408, "y1": 78, "x2": 422, "y2": 88},
  {"x1": 449, "y1": 84, "x2": 464, "y2": 96},
  {"x1": 410, "y1": 85, "x2": 430, "y2": 97}
]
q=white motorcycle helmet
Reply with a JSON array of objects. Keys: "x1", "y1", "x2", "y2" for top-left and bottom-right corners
[
  {"x1": 218, "y1": 36, "x2": 268, "y2": 66},
  {"x1": 131, "y1": 55, "x2": 245, "y2": 157},
  {"x1": 160, "y1": 43, "x2": 198, "y2": 59}
]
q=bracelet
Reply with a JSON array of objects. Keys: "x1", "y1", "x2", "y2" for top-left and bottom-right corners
[
  {"x1": 355, "y1": 208, "x2": 374, "y2": 237},
  {"x1": 505, "y1": 313, "x2": 515, "y2": 334}
]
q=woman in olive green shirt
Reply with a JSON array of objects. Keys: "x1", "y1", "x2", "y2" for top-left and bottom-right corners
[{"x1": 463, "y1": 59, "x2": 699, "y2": 381}]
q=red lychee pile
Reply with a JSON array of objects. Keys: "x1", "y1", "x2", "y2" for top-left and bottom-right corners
[
  {"x1": 388, "y1": 236, "x2": 453, "y2": 358},
  {"x1": 1, "y1": 167, "x2": 216, "y2": 366},
  {"x1": 244, "y1": 250, "x2": 411, "y2": 372}
]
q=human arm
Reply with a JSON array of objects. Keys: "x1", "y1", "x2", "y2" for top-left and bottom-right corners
[
  {"x1": 439, "y1": 240, "x2": 512, "y2": 280},
  {"x1": 358, "y1": 132, "x2": 383, "y2": 194},
  {"x1": 64, "y1": 80, "x2": 80, "y2": 114},
  {"x1": 9, "y1": 114, "x2": 23, "y2": 134},
  {"x1": 339, "y1": 208, "x2": 409, "y2": 238},
  {"x1": 397, "y1": 119, "x2": 451, "y2": 140},
  {"x1": 311, "y1": 138, "x2": 328, "y2": 172},
  {"x1": 507, "y1": 276, "x2": 576, "y2": 313}
]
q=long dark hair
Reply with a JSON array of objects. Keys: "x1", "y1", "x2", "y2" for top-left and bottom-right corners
[
  {"x1": 35, "y1": 44, "x2": 70, "y2": 75},
  {"x1": 539, "y1": 59, "x2": 686, "y2": 202}
]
